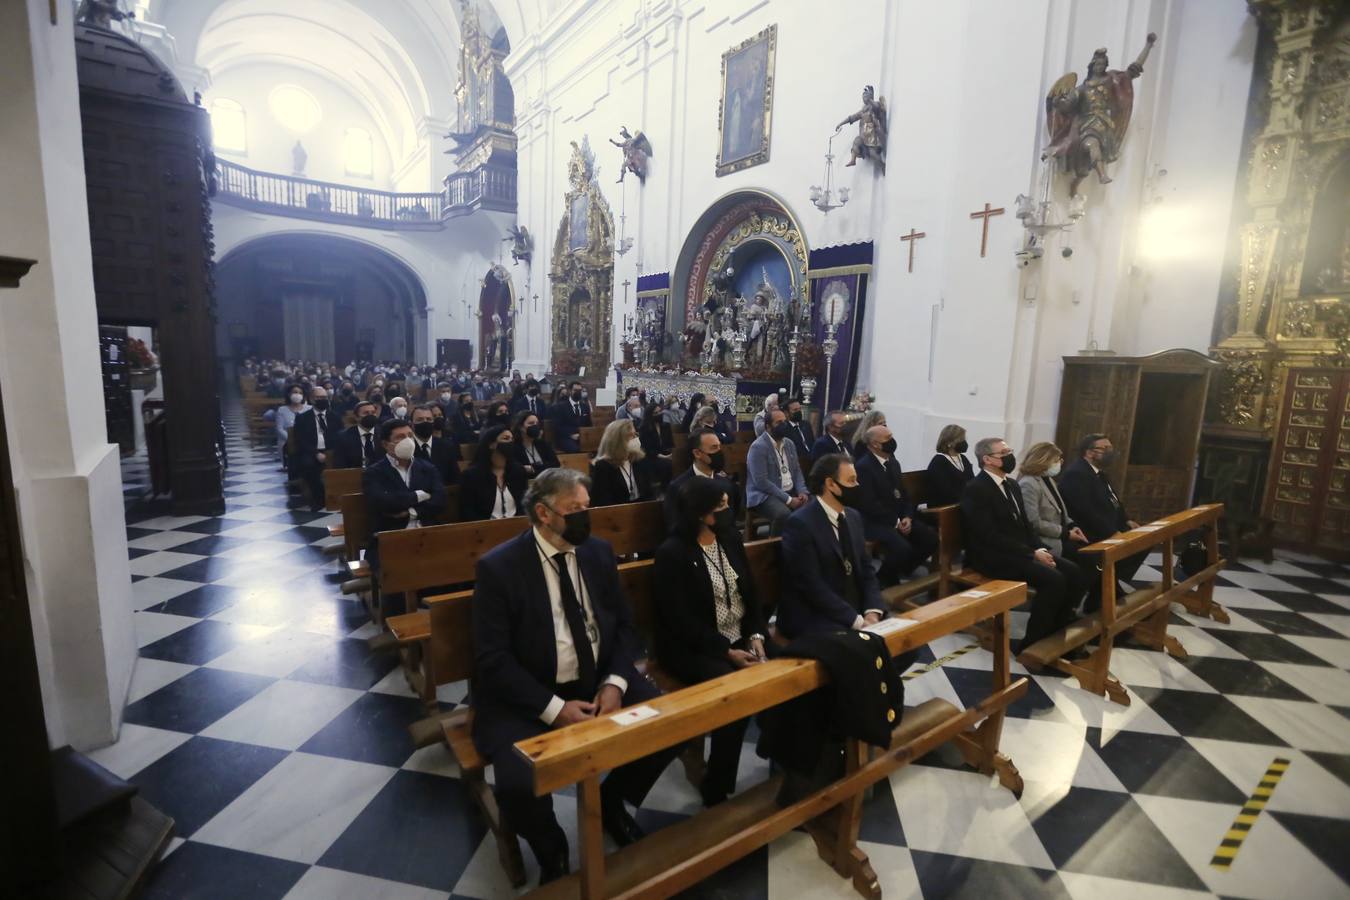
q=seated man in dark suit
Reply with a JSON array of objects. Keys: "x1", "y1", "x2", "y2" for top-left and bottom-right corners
[
  {"x1": 409, "y1": 403, "x2": 459, "y2": 485},
  {"x1": 1058, "y1": 433, "x2": 1145, "y2": 590},
  {"x1": 290, "y1": 385, "x2": 340, "y2": 511},
  {"x1": 551, "y1": 385, "x2": 587, "y2": 452},
  {"x1": 810, "y1": 410, "x2": 853, "y2": 461},
  {"x1": 960, "y1": 437, "x2": 1085, "y2": 653},
  {"x1": 362, "y1": 419, "x2": 448, "y2": 590},
  {"x1": 664, "y1": 427, "x2": 742, "y2": 531},
  {"x1": 778, "y1": 454, "x2": 890, "y2": 639},
  {"x1": 509, "y1": 378, "x2": 549, "y2": 418},
  {"x1": 854, "y1": 425, "x2": 938, "y2": 585},
  {"x1": 331, "y1": 399, "x2": 382, "y2": 469},
  {"x1": 782, "y1": 398, "x2": 816, "y2": 467},
  {"x1": 570, "y1": 381, "x2": 594, "y2": 425},
  {"x1": 471, "y1": 468, "x2": 678, "y2": 884}
]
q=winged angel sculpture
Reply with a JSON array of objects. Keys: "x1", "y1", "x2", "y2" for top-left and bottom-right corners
[
  {"x1": 610, "y1": 127, "x2": 653, "y2": 184},
  {"x1": 1043, "y1": 33, "x2": 1157, "y2": 197}
]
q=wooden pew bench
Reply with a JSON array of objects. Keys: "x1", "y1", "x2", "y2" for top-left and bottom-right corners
[{"x1": 579, "y1": 425, "x2": 606, "y2": 454}]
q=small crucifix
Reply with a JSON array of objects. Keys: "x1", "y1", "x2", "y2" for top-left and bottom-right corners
[
  {"x1": 969, "y1": 202, "x2": 1005, "y2": 258},
  {"x1": 899, "y1": 228, "x2": 926, "y2": 273}
]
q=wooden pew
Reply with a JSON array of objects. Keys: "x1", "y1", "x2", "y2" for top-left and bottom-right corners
[
  {"x1": 734, "y1": 429, "x2": 755, "y2": 444},
  {"x1": 558, "y1": 452, "x2": 591, "y2": 474},
  {"x1": 323, "y1": 467, "x2": 362, "y2": 513},
  {"x1": 518, "y1": 582, "x2": 1029, "y2": 899},
  {"x1": 1017, "y1": 503, "x2": 1226, "y2": 705},
  {"x1": 579, "y1": 425, "x2": 606, "y2": 453}
]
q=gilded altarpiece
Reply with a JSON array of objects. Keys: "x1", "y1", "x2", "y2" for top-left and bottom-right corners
[
  {"x1": 550, "y1": 140, "x2": 615, "y2": 375},
  {"x1": 1203, "y1": 1, "x2": 1350, "y2": 555}
]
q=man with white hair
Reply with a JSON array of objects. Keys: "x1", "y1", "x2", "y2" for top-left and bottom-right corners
[{"x1": 752, "y1": 392, "x2": 780, "y2": 436}]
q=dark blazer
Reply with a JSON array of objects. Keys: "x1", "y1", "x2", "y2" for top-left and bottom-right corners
[
  {"x1": 290, "y1": 408, "x2": 340, "y2": 463},
  {"x1": 784, "y1": 419, "x2": 816, "y2": 466},
  {"x1": 811, "y1": 433, "x2": 852, "y2": 462},
  {"x1": 662, "y1": 468, "x2": 742, "y2": 531},
  {"x1": 653, "y1": 534, "x2": 767, "y2": 674},
  {"x1": 450, "y1": 411, "x2": 480, "y2": 447},
  {"x1": 1057, "y1": 458, "x2": 1129, "y2": 541},
  {"x1": 925, "y1": 453, "x2": 974, "y2": 508},
  {"x1": 853, "y1": 452, "x2": 918, "y2": 535},
  {"x1": 458, "y1": 463, "x2": 528, "y2": 521},
  {"x1": 510, "y1": 394, "x2": 550, "y2": 418},
  {"x1": 551, "y1": 401, "x2": 585, "y2": 452},
  {"x1": 959, "y1": 470, "x2": 1043, "y2": 573},
  {"x1": 471, "y1": 531, "x2": 644, "y2": 757},
  {"x1": 638, "y1": 420, "x2": 674, "y2": 458},
  {"x1": 331, "y1": 425, "x2": 380, "y2": 469},
  {"x1": 361, "y1": 457, "x2": 448, "y2": 570},
  {"x1": 778, "y1": 500, "x2": 883, "y2": 638},
  {"x1": 513, "y1": 438, "x2": 560, "y2": 477},
  {"x1": 589, "y1": 457, "x2": 654, "y2": 506},
  {"x1": 415, "y1": 436, "x2": 460, "y2": 485}
]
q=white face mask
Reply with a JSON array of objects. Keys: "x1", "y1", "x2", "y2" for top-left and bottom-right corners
[
  {"x1": 393, "y1": 406, "x2": 407, "y2": 419},
  {"x1": 440, "y1": 392, "x2": 452, "y2": 403},
  {"x1": 627, "y1": 437, "x2": 642, "y2": 454},
  {"x1": 289, "y1": 393, "x2": 303, "y2": 404},
  {"x1": 1047, "y1": 462, "x2": 1062, "y2": 477},
  {"x1": 393, "y1": 436, "x2": 416, "y2": 461}
]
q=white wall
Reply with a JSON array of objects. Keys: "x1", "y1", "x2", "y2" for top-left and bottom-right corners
[
  {"x1": 0, "y1": 0, "x2": 137, "y2": 751},
  {"x1": 505, "y1": 0, "x2": 1256, "y2": 464}
]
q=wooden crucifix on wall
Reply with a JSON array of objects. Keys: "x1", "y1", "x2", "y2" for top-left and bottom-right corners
[
  {"x1": 899, "y1": 228, "x2": 926, "y2": 273},
  {"x1": 969, "y1": 202, "x2": 1005, "y2": 258}
]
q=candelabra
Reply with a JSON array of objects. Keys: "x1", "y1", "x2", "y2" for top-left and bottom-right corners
[
  {"x1": 731, "y1": 328, "x2": 747, "y2": 371},
  {"x1": 809, "y1": 132, "x2": 850, "y2": 214},
  {"x1": 786, "y1": 324, "x2": 801, "y2": 400},
  {"x1": 1014, "y1": 157, "x2": 1086, "y2": 261},
  {"x1": 799, "y1": 375, "x2": 817, "y2": 408},
  {"x1": 822, "y1": 321, "x2": 840, "y2": 413}
]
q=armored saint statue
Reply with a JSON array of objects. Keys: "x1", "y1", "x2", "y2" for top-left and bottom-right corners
[
  {"x1": 609, "y1": 127, "x2": 653, "y2": 184},
  {"x1": 1044, "y1": 33, "x2": 1157, "y2": 197},
  {"x1": 837, "y1": 85, "x2": 887, "y2": 171}
]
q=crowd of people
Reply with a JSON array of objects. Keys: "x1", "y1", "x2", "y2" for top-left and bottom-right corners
[{"x1": 240, "y1": 357, "x2": 1139, "y2": 885}]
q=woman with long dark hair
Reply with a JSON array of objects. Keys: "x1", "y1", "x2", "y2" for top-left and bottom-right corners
[
  {"x1": 459, "y1": 425, "x2": 527, "y2": 521},
  {"x1": 511, "y1": 409, "x2": 559, "y2": 477}
]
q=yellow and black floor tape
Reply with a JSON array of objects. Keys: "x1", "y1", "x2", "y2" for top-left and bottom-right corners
[
  {"x1": 1210, "y1": 757, "x2": 1291, "y2": 870},
  {"x1": 902, "y1": 642, "x2": 980, "y2": 681}
]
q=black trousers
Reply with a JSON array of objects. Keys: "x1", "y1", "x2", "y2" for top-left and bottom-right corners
[
  {"x1": 977, "y1": 553, "x2": 1086, "y2": 650},
  {"x1": 295, "y1": 453, "x2": 324, "y2": 509},
  {"x1": 864, "y1": 517, "x2": 939, "y2": 585},
  {"x1": 661, "y1": 653, "x2": 751, "y2": 803},
  {"x1": 489, "y1": 676, "x2": 678, "y2": 862},
  {"x1": 1063, "y1": 541, "x2": 1146, "y2": 613}
]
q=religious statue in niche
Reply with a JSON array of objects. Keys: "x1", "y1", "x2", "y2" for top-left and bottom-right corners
[
  {"x1": 292, "y1": 140, "x2": 308, "y2": 175},
  {"x1": 837, "y1": 85, "x2": 887, "y2": 172},
  {"x1": 1043, "y1": 32, "x2": 1158, "y2": 197},
  {"x1": 610, "y1": 127, "x2": 653, "y2": 183},
  {"x1": 503, "y1": 225, "x2": 533, "y2": 264}
]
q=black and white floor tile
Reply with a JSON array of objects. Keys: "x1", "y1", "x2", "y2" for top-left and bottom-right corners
[{"x1": 95, "y1": 407, "x2": 1350, "y2": 898}]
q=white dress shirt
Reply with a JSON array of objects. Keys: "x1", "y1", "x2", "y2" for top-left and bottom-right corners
[
  {"x1": 814, "y1": 497, "x2": 884, "y2": 628},
  {"x1": 490, "y1": 477, "x2": 518, "y2": 519},
  {"x1": 387, "y1": 455, "x2": 429, "y2": 529}
]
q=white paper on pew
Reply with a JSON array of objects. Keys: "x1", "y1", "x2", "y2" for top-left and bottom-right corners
[
  {"x1": 1099, "y1": 539, "x2": 1124, "y2": 544},
  {"x1": 864, "y1": 618, "x2": 919, "y2": 636},
  {"x1": 1132, "y1": 526, "x2": 1163, "y2": 533},
  {"x1": 960, "y1": 590, "x2": 990, "y2": 598},
  {"x1": 611, "y1": 705, "x2": 660, "y2": 726}
]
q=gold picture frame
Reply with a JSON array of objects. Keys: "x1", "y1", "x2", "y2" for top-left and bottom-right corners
[{"x1": 716, "y1": 24, "x2": 777, "y2": 177}]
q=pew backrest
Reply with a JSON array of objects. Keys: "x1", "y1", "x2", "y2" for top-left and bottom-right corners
[
  {"x1": 580, "y1": 425, "x2": 606, "y2": 453},
  {"x1": 340, "y1": 493, "x2": 367, "y2": 562},
  {"x1": 558, "y1": 452, "x2": 591, "y2": 474},
  {"x1": 324, "y1": 468, "x2": 363, "y2": 511}
]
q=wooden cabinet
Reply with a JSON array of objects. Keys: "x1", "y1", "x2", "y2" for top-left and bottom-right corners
[
  {"x1": 1266, "y1": 369, "x2": 1350, "y2": 557},
  {"x1": 1055, "y1": 350, "x2": 1219, "y2": 525}
]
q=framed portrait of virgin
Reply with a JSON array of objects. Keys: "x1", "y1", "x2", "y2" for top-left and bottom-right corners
[
  {"x1": 568, "y1": 193, "x2": 590, "y2": 252},
  {"x1": 716, "y1": 24, "x2": 776, "y2": 177}
]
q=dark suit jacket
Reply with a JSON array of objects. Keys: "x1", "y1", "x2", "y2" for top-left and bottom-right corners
[
  {"x1": 450, "y1": 411, "x2": 480, "y2": 447},
  {"x1": 415, "y1": 437, "x2": 460, "y2": 485},
  {"x1": 784, "y1": 419, "x2": 816, "y2": 466},
  {"x1": 332, "y1": 425, "x2": 379, "y2": 469},
  {"x1": 458, "y1": 463, "x2": 527, "y2": 521},
  {"x1": 512, "y1": 438, "x2": 560, "y2": 476},
  {"x1": 1057, "y1": 458, "x2": 1129, "y2": 542},
  {"x1": 510, "y1": 394, "x2": 550, "y2": 419},
  {"x1": 362, "y1": 457, "x2": 448, "y2": 570},
  {"x1": 551, "y1": 401, "x2": 585, "y2": 452},
  {"x1": 853, "y1": 452, "x2": 917, "y2": 536},
  {"x1": 653, "y1": 534, "x2": 767, "y2": 674},
  {"x1": 290, "y1": 408, "x2": 340, "y2": 464},
  {"x1": 959, "y1": 470, "x2": 1043, "y2": 573},
  {"x1": 471, "y1": 531, "x2": 644, "y2": 756},
  {"x1": 925, "y1": 453, "x2": 974, "y2": 508},
  {"x1": 811, "y1": 433, "x2": 852, "y2": 462},
  {"x1": 778, "y1": 500, "x2": 883, "y2": 638},
  {"x1": 589, "y1": 458, "x2": 654, "y2": 506},
  {"x1": 662, "y1": 467, "x2": 742, "y2": 531}
]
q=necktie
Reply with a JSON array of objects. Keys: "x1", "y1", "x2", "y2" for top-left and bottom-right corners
[
  {"x1": 317, "y1": 412, "x2": 326, "y2": 432},
  {"x1": 553, "y1": 552, "x2": 597, "y2": 691},
  {"x1": 1004, "y1": 481, "x2": 1023, "y2": 520},
  {"x1": 836, "y1": 512, "x2": 862, "y2": 612},
  {"x1": 1100, "y1": 472, "x2": 1120, "y2": 508},
  {"x1": 362, "y1": 432, "x2": 375, "y2": 465},
  {"x1": 415, "y1": 442, "x2": 430, "y2": 462},
  {"x1": 529, "y1": 397, "x2": 536, "y2": 413}
]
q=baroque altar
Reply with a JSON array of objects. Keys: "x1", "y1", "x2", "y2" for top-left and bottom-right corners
[{"x1": 549, "y1": 138, "x2": 615, "y2": 375}]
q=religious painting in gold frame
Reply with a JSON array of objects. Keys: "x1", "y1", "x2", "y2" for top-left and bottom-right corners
[{"x1": 716, "y1": 24, "x2": 776, "y2": 177}]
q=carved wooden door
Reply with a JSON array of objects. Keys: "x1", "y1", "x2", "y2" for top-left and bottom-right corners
[{"x1": 1266, "y1": 369, "x2": 1350, "y2": 555}]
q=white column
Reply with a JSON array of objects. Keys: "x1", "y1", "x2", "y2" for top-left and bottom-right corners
[{"x1": 0, "y1": 0, "x2": 137, "y2": 750}]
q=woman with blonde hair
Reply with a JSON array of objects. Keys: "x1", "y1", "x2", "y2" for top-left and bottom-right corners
[
  {"x1": 850, "y1": 409, "x2": 887, "y2": 455},
  {"x1": 925, "y1": 423, "x2": 975, "y2": 507},
  {"x1": 589, "y1": 418, "x2": 654, "y2": 505},
  {"x1": 1015, "y1": 441, "x2": 1088, "y2": 558}
]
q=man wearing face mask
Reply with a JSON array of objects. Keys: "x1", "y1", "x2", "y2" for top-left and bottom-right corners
[
  {"x1": 960, "y1": 437, "x2": 1084, "y2": 653},
  {"x1": 332, "y1": 400, "x2": 383, "y2": 468},
  {"x1": 510, "y1": 378, "x2": 548, "y2": 418},
  {"x1": 854, "y1": 425, "x2": 939, "y2": 586},
  {"x1": 664, "y1": 428, "x2": 741, "y2": 531},
  {"x1": 471, "y1": 468, "x2": 677, "y2": 884},
  {"x1": 551, "y1": 383, "x2": 587, "y2": 452},
  {"x1": 362, "y1": 419, "x2": 447, "y2": 586},
  {"x1": 290, "y1": 386, "x2": 339, "y2": 510},
  {"x1": 1058, "y1": 433, "x2": 1145, "y2": 588},
  {"x1": 811, "y1": 410, "x2": 852, "y2": 461},
  {"x1": 410, "y1": 403, "x2": 460, "y2": 485},
  {"x1": 746, "y1": 408, "x2": 809, "y2": 536},
  {"x1": 778, "y1": 454, "x2": 888, "y2": 638},
  {"x1": 389, "y1": 397, "x2": 410, "y2": 422},
  {"x1": 781, "y1": 398, "x2": 816, "y2": 467}
]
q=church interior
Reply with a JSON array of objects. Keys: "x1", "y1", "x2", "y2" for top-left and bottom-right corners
[{"x1": 3, "y1": 0, "x2": 1350, "y2": 897}]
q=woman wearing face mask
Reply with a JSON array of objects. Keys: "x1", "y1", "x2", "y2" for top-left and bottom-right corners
[
  {"x1": 452, "y1": 393, "x2": 480, "y2": 446},
  {"x1": 486, "y1": 400, "x2": 512, "y2": 428},
  {"x1": 925, "y1": 423, "x2": 975, "y2": 507},
  {"x1": 653, "y1": 478, "x2": 768, "y2": 807},
  {"x1": 460, "y1": 425, "x2": 527, "y2": 521},
  {"x1": 637, "y1": 400, "x2": 675, "y2": 488},
  {"x1": 511, "y1": 410, "x2": 559, "y2": 477},
  {"x1": 850, "y1": 409, "x2": 887, "y2": 456},
  {"x1": 589, "y1": 419, "x2": 654, "y2": 506},
  {"x1": 1016, "y1": 442, "x2": 1089, "y2": 560},
  {"x1": 275, "y1": 383, "x2": 310, "y2": 475}
]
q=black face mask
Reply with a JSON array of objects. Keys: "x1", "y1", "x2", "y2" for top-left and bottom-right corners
[
  {"x1": 555, "y1": 508, "x2": 591, "y2": 545},
  {"x1": 881, "y1": 437, "x2": 898, "y2": 454},
  {"x1": 954, "y1": 440, "x2": 969, "y2": 453},
  {"x1": 571, "y1": 390, "x2": 583, "y2": 401},
  {"x1": 834, "y1": 482, "x2": 863, "y2": 507},
  {"x1": 998, "y1": 452, "x2": 1016, "y2": 474},
  {"x1": 492, "y1": 411, "x2": 510, "y2": 423},
  {"x1": 370, "y1": 394, "x2": 383, "y2": 404},
  {"x1": 412, "y1": 421, "x2": 435, "y2": 440},
  {"x1": 461, "y1": 404, "x2": 474, "y2": 415},
  {"x1": 771, "y1": 423, "x2": 791, "y2": 442},
  {"x1": 790, "y1": 410, "x2": 802, "y2": 423},
  {"x1": 711, "y1": 508, "x2": 736, "y2": 535},
  {"x1": 525, "y1": 425, "x2": 542, "y2": 439},
  {"x1": 706, "y1": 450, "x2": 726, "y2": 471},
  {"x1": 528, "y1": 387, "x2": 540, "y2": 397},
  {"x1": 342, "y1": 388, "x2": 354, "y2": 396},
  {"x1": 313, "y1": 399, "x2": 329, "y2": 411},
  {"x1": 359, "y1": 414, "x2": 379, "y2": 430}
]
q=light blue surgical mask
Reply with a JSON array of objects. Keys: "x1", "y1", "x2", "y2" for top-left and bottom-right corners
[{"x1": 1047, "y1": 462, "x2": 1062, "y2": 477}]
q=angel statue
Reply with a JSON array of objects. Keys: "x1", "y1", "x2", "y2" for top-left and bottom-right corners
[
  {"x1": 610, "y1": 127, "x2": 653, "y2": 184},
  {"x1": 503, "y1": 225, "x2": 533, "y2": 265},
  {"x1": 1043, "y1": 33, "x2": 1158, "y2": 197},
  {"x1": 837, "y1": 85, "x2": 887, "y2": 171}
]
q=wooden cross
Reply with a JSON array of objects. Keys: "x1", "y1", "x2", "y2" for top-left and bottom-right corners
[
  {"x1": 899, "y1": 228, "x2": 926, "y2": 273},
  {"x1": 969, "y1": 203, "x2": 1005, "y2": 258}
]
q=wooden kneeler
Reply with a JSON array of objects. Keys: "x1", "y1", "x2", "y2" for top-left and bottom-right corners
[
  {"x1": 516, "y1": 582, "x2": 1029, "y2": 900},
  {"x1": 1018, "y1": 503, "x2": 1226, "y2": 705}
]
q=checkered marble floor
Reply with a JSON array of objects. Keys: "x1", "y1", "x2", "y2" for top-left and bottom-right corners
[{"x1": 98, "y1": 410, "x2": 1350, "y2": 899}]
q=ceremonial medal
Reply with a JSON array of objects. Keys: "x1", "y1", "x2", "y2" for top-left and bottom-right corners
[
  {"x1": 893, "y1": 488, "x2": 901, "y2": 498},
  {"x1": 844, "y1": 559, "x2": 853, "y2": 575}
]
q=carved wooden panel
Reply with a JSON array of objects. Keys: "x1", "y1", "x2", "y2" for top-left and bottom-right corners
[{"x1": 1266, "y1": 369, "x2": 1350, "y2": 554}]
